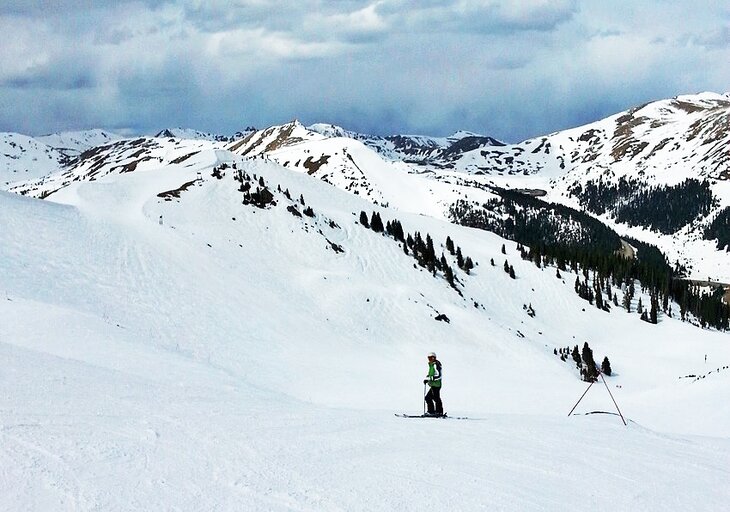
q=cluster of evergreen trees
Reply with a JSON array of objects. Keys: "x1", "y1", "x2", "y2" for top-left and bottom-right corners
[
  {"x1": 450, "y1": 190, "x2": 730, "y2": 331},
  {"x1": 235, "y1": 170, "x2": 275, "y2": 208},
  {"x1": 555, "y1": 343, "x2": 611, "y2": 382},
  {"x1": 233, "y1": 169, "x2": 318, "y2": 218},
  {"x1": 704, "y1": 206, "x2": 730, "y2": 251},
  {"x1": 570, "y1": 177, "x2": 715, "y2": 234},
  {"x1": 450, "y1": 188, "x2": 624, "y2": 256},
  {"x1": 359, "y1": 211, "x2": 475, "y2": 291}
]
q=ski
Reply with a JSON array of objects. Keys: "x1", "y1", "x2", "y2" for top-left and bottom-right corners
[{"x1": 395, "y1": 413, "x2": 468, "y2": 420}]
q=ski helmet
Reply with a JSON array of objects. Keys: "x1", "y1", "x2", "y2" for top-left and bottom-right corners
[{"x1": 427, "y1": 352, "x2": 437, "y2": 358}]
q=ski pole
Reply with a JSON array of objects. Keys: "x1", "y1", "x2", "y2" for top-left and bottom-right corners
[{"x1": 423, "y1": 382, "x2": 427, "y2": 415}]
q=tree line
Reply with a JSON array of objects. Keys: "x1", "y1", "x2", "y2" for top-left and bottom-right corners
[
  {"x1": 704, "y1": 206, "x2": 730, "y2": 251},
  {"x1": 450, "y1": 189, "x2": 729, "y2": 330},
  {"x1": 360, "y1": 210, "x2": 475, "y2": 292},
  {"x1": 569, "y1": 177, "x2": 715, "y2": 234}
]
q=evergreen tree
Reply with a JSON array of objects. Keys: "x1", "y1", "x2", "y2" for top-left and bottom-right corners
[
  {"x1": 359, "y1": 211, "x2": 369, "y2": 228},
  {"x1": 501, "y1": 243, "x2": 506, "y2": 254},
  {"x1": 464, "y1": 257, "x2": 474, "y2": 275},
  {"x1": 457, "y1": 247, "x2": 464, "y2": 269},
  {"x1": 370, "y1": 212, "x2": 384, "y2": 233},
  {"x1": 571, "y1": 345, "x2": 581, "y2": 367},
  {"x1": 509, "y1": 265, "x2": 516, "y2": 279},
  {"x1": 581, "y1": 342, "x2": 598, "y2": 381},
  {"x1": 445, "y1": 265, "x2": 455, "y2": 287},
  {"x1": 650, "y1": 293, "x2": 659, "y2": 324},
  {"x1": 601, "y1": 356, "x2": 612, "y2": 376},
  {"x1": 392, "y1": 220, "x2": 405, "y2": 242},
  {"x1": 446, "y1": 236, "x2": 455, "y2": 255},
  {"x1": 426, "y1": 234, "x2": 436, "y2": 266}
]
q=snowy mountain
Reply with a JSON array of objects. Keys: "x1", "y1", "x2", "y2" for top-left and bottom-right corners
[
  {"x1": 219, "y1": 96, "x2": 729, "y2": 284},
  {"x1": 442, "y1": 92, "x2": 730, "y2": 282},
  {"x1": 2, "y1": 133, "x2": 730, "y2": 509},
  {"x1": 1, "y1": 129, "x2": 123, "y2": 188},
  {"x1": 307, "y1": 122, "x2": 504, "y2": 165},
  {"x1": 153, "y1": 127, "x2": 258, "y2": 142},
  {"x1": 6, "y1": 92, "x2": 729, "y2": 288},
  {"x1": 10, "y1": 136, "x2": 220, "y2": 198},
  {"x1": 37, "y1": 129, "x2": 122, "y2": 158},
  {"x1": 1, "y1": 132, "x2": 68, "y2": 187},
  {"x1": 450, "y1": 92, "x2": 730, "y2": 179}
]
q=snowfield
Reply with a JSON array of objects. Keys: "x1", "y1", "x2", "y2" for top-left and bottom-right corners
[{"x1": 1, "y1": 144, "x2": 729, "y2": 510}]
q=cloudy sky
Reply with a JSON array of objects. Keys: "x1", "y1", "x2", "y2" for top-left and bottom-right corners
[{"x1": 1, "y1": 1, "x2": 728, "y2": 142}]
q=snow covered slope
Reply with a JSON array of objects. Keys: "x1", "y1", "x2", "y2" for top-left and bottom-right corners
[
  {"x1": 220, "y1": 95, "x2": 730, "y2": 284},
  {"x1": 2, "y1": 130, "x2": 122, "y2": 188},
  {"x1": 1, "y1": 146, "x2": 729, "y2": 510},
  {"x1": 1, "y1": 132, "x2": 67, "y2": 187},
  {"x1": 225, "y1": 121, "x2": 502, "y2": 219},
  {"x1": 307, "y1": 123, "x2": 504, "y2": 165},
  {"x1": 452, "y1": 92, "x2": 730, "y2": 179},
  {"x1": 10, "y1": 136, "x2": 220, "y2": 199},
  {"x1": 6, "y1": 92, "x2": 729, "y2": 284},
  {"x1": 154, "y1": 127, "x2": 256, "y2": 142},
  {"x1": 449, "y1": 92, "x2": 730, "y2": 281},
  {"x1": 37, "y1": 129, "x2": 122, "y2": 158}
]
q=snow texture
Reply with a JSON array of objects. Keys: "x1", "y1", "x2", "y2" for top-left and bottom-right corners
[{"x1": 2, "y1": 135, "x2": 730, "y2": 510}]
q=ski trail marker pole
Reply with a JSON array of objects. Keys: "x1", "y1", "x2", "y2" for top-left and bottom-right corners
[
  {"x1": 600, "y1": 372, "x2": 627, "y2": 426},
  {"x1": 567, "y1": 369, "x2": 627, "y2": 426},
  {"x1": 567, "y1": 379, "x2": 594, "y2": 417}
]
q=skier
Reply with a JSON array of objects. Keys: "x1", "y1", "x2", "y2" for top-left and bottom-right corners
[{"x1": 424, "y1": 352, "x2": 443, "y2": 416}]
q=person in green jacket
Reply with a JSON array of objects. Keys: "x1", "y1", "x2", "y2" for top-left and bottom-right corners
[{"x1": 424, "y1": 352, "x2": 443, "y2": 416}]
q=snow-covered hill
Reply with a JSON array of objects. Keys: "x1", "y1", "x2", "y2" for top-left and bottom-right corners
[
  {"x1": 451, "y1": 92, "x2": 730, "y2": 179},
  {"x1": 6, "y1": 92, "x2": 729, "y2": 285},
  {"x1": 447, "y1": 92, "x2": 730, "y2": 282},
  {"x1": 1, "y1": 132, "x2": 68, "y2": 187},
  {"x1": 307, "y1": 123, "x2": 504, "y2": 165},
  {"x1": 154, "y1": 127, "x2": 256, "y2": 142},
  {"x1": 1, "y1": 140, "x2": 729, "y2": 509},
  {"x1": 2, "y1": 130, "x2": 124, "y2": 188},
  {"x1": 37, "y1": 129, "x2": 122, "y2": 158},
  {"x1": 10, "y1": 136, "x2": 220, "y2": 199}
]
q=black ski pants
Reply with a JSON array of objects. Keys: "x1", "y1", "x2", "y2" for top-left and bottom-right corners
[{"x1": 425, "y1": 386, "x2": 443, "y2": 415}]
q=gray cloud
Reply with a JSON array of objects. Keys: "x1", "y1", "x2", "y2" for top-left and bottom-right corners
[{"x1": 0, "y1": 0, "x2": 728, "y2": 142}]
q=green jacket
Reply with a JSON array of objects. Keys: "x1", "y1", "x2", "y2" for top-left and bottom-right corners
[{"x1": 427, "y1": 360, "x2": 442, "y2": 388}]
